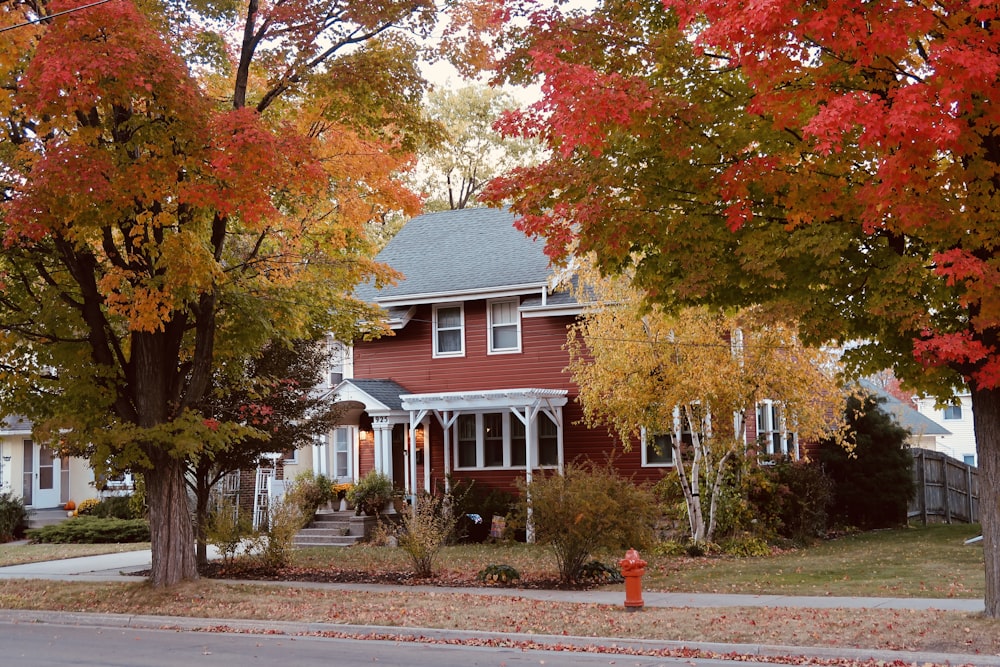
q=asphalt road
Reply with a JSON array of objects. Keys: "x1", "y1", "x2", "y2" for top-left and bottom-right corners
[{"x1": 1, "y1": 619, "x2": 812, "y2": 667}]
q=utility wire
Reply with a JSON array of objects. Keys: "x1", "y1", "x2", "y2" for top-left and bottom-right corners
[{"x1": 0, "y1": 0, "x2": 113, "y2": 34}]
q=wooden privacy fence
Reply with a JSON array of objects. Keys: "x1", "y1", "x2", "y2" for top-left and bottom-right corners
[{"x1": 909, "y1": 447, "x2": 979, "y2": 525}]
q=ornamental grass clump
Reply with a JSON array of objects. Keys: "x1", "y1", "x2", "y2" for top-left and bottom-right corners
[{"x1": 394, "y1": 492, "x2": 458, "y2": 578}]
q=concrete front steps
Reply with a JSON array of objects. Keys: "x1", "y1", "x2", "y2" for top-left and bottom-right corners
[
  {"x1": 293, "y1": 510, "x2": 376, "y2": 547},
  {"x1": 27, "y1": 507, "x2": 73, "y2": 530}
]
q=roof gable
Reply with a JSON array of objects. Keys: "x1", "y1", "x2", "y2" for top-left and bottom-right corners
[{"x1": 356, "y1": 208, "x2": 554, "y2": 304}]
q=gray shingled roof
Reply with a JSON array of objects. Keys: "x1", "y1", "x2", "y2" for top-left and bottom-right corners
[
  {"x1": 356, "y1": 208, "x2": 553, "y2": 304},
  {"x1": 860, "y1": 380, "x2": 950, "y2": 436},
  {"x1": 339, "y1": 379, "x2": 410, "y2": 411},
  {"x1": 0, "y1": 415, "x2": 31, "y2": 434}
]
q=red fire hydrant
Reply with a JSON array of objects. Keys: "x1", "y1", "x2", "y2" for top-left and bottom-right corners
[{"x1": 619, "y1": 548, "x2": 647, "y2": 611}]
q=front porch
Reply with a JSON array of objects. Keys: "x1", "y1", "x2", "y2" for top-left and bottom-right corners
[{"x1": 315, "y1": 380, "x2": 569, "y2": 502}]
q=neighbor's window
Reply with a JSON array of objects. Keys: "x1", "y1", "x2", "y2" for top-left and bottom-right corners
[
  {"x1": 943, "y1": 405, "x2": 963, "y2": 420},
  {"x1": 488, "y1": 298, "x2": 521, "y2": 353},
  {"x1": 433, "y1": 304, "x2": 465, "y2": 357}
]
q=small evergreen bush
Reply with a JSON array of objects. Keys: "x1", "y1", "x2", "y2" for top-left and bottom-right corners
[
  {"x1": 477, "y1": 563, "x2": 521, "y2": 585},
  {"x1": 579, "y1": 560, "x2": 624, "y2": 584},
  {"x1": 816, "y1": 393, "x2": 914, "y2": 529},
  {"x1": 27, "y1": 516, "x2": 150, "y2": 543},
  {"x1": 89, "y1": 496, "x2": 141, "y2": 520},
  {"x1": 0, "y1": 492, "x2": 28, "y2": 542}
]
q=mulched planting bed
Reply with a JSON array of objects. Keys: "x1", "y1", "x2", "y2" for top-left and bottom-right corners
[{"x1": 186, "y1": 561, "x2": 610, "y2": 591}]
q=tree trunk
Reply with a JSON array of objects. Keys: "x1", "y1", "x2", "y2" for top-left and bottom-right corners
[
  {"x1": 971, "y1": 386, "x2": 1000, "y2": 618},
  {"x1": 145, "y1": 455, "x2": 199, "y2": 586}
]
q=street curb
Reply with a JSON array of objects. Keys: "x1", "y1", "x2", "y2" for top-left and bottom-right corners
[{"x1": 1, "y1": 609, "x2": 997, "y2": 666}]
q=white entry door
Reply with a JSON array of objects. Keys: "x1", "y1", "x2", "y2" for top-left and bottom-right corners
[{"x1": 23, "y1": 440, "x2": 61, "y2": 508}]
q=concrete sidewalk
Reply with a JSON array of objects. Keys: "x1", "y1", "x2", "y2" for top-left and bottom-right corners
[{"x1": 0, "y1": 548, "x2": 986, "y2": 612}]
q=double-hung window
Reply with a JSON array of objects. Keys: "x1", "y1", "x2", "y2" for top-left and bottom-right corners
[
  {"x1": 488, "y1": 298, "x2": 521, "y2": 353},
  {"x1": 332, "y1": 427, "x2": 350, "y2": 478},
  {"x1": 757, "y1": 400, "x2": 797, "y2": 457},
  {"x1": 433, "y1": 304, "x2": 464, "y2": 357},
  {"x1": 943, "y1": 405, "x2": 963, "y2": 420},
  {"x1": 453, "y1": 412, "x2": 560, "y2": 469}
]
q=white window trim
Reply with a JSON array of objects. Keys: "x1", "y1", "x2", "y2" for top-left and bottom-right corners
[
  {"x1": 640, "y1": 427, "x2": 675, "y2": 467},
  {"x1": 332, "y1": 426, "x2": 352, "y2": 480},
  {"x1": 757, "y1": 400, "x2": 798, "y2": 457},
  {"x1": 452, "y1": 411, "x2": 560, "y2": 470},
  {"x1": 432, "y1": 303, "x2": 465, "y2": 358},
  {"x1": 487, "y1": 297, "x2": 522, "y2": 355}
]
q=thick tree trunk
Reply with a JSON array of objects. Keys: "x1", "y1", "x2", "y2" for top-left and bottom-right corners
[
  {"x1": 145, "y1": 455, "x2": 199, "y2": 586},
  {"x1": 971, "y1": 386, "x2": 1000, "y2": 618}
]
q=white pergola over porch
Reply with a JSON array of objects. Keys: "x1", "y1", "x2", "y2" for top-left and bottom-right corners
[{"x1": 400, "y1": 388, "x2": 569, "y2": 497}]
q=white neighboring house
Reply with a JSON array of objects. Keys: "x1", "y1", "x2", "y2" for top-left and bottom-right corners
[
  {"x1": 860, "y1": 380, "x2": 952, "y2": 451},
  {"x1": 0, "y1": 415, "x2": 99, "y2": 508},
  {"x1": 914, "y1": 390, "x2": 977, "y2": 466}
]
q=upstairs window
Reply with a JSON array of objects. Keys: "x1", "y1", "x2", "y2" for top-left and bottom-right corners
[
  {"x1": 943, "y1": 405, "x2": 963, "y2": 420},
  {"x1": 433, "y1": 304, "x2": 464, "y2": 357},
  {"x1": 488, "y1": 298, "x2": 521, "y2": 353}
]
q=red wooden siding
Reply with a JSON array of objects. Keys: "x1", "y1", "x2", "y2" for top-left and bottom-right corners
[{"x1": 354, "y1": 299, "x2": 669, "y2": 490}]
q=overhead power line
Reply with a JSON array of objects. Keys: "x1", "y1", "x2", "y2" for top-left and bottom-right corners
[{"x1": 0, "y1": 0, "x2": 113, "y2": 35}]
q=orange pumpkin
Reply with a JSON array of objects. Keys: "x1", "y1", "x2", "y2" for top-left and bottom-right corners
[{"x1": 64, "y1": 500, "x2": 76, "y2": 511}]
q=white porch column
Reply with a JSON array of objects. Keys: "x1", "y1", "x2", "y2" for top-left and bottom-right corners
[
  {"x1": 372, "y1": 416, "x2": 392, "y2": 479},
  {"x1": 312, "y1": 433, "x2": 328, "y2": 477},
  {"x1": 422, "y1": 420, "x2": 431, "y2": 493}
]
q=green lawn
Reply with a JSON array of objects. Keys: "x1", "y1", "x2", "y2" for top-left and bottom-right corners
[
  {"x1": 641, "y1": 524, "x2": 984, "y2": 598},
  {"x1": 292, "y1": 523, "x2": 985, "y2": 598},
  {"x1": 0, "y1": 541, "x2": 150, "y2": 567},
  {"x1": 1, "y1": 523, "x2": 984, "y2": 599}
]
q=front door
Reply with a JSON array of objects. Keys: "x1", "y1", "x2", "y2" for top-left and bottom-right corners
[{"x1": 23, "y1": 440, "x2": 61, "y2": 508}]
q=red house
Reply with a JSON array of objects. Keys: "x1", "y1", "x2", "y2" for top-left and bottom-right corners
[{"x1": 308, "y1": 207, "x2": 672, "y2": 502}]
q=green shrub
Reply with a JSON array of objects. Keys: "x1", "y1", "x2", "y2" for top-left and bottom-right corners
[
  {"x1": 477, "y1": 563, "x2": 521, "y2": 585},
  {"x1": 816, "y1": 393, "x2": 914, "y2": 529},
  {"x1": 741, "y1": 457, "x2": 833, "y2": 543},
  {"x1": 393, "y1": 492, "x2": 458, "y2": 578},
  {"x1": 89, "y1": 496, "x2": 141, "y2": 520},
  {"x1": 579, "y1": 560, "x2": 624, "y2": 584},
  {"x1": 347, "y1": 471, "x2": 395, "y2": 516},
  {"x1": 719, "y1": 534, "x2": 772, "y2": 557},
  {"x1": 0, "y1": 492, "x2": 28, "y2": 542},
  {"x1": 27, "y1": 516, "x2": 150, "y2": 543},
  {"x1": 128, "y1": 475, "x2": 147, "y2": 519},
  {"x1": 285, "y1": 472, "x2": 333, "y2": 518},
  {"x1": 204, "y1": 500, "x2": 254, "y2": 564},
  {"x1": 512, "y1": 461, "x2": 657, "y2": 584},
  {"x1": 651, "y1": 539, "x2": 688, "y2": 557},
  {"x1": 255, "y1": 497, "x2": 307, "y2": 569}
]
